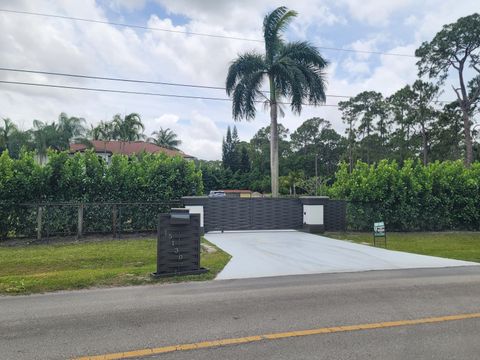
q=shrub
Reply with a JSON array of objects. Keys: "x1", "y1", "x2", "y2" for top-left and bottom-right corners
[
  {"x1": 0, "y1": 150, "x2": 203, "y2": 239},
  {"x1": 330, "y1": 160, "x2": 480, "y2": 231}
]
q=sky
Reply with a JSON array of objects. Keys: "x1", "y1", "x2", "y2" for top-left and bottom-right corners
[{"x1": 0, "y1": 0, "x2": 478, "y2": 159}]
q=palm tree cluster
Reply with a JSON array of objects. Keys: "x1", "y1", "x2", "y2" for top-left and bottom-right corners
[
  {"x1": 0, "y1": 113, "x2": 87, "y2": 162},
  {"x1": 88, "y1": 113, "x2": 145, "y2": 141},
  {"x1": 226, "y1": 6, "x2": 329, "y2": 196},
  {"x1": 89, "y1": 114, "x2": 181, "y2": 150},
  {"x1": 0, "y1": 112, "x2": 183, "y2": 160}
]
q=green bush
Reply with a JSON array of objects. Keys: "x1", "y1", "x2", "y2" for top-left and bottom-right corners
[
  {"x1": 0, "y1": 150, "x2": 203, "y2": 239},
  {"x1": 330, "y1": 160, "x2": 480, "y2": 231}
]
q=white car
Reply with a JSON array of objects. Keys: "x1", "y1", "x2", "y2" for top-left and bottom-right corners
[{"x1": 208, "y1": 190, "x2": 226, "y2": 198}]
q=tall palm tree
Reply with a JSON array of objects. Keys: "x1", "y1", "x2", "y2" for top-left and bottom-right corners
[
  {"x1": 32, "y1": 120, "x2": 63, "y2": 164},
  {"x1": 89, "y1": 121, "x2": 115, "y2": 140},
  {"x1": 226, "y1": 6, "x2": 328, "y2": 196},
  {"x1": 57, "y1": 112, "x2": 88, "y2": 148},
  {"x1": 0, "y1": 118, "x2": 18, "y2": 152},
  {"x1": 111, "y1": 113, "x2": 145, "y2": 141},
  {"x1": 149, "y1": 128, "x2": 182, "y2": 150}
]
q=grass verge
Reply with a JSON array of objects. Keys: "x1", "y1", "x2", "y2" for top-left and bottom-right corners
[
  {"x1": 0, "y1": 238, "x2": 231, "y2": 295},
  {"x1": 325, "y1": 231, "x2": 480, "y2": 263}
]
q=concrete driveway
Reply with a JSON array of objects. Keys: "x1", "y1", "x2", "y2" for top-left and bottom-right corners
[{"x1": 205, "y1": 230, "x2": 478, "y2": 280}]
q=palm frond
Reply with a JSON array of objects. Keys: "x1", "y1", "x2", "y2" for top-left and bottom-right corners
[
  {"x1": 263, "y1": 7, "x2": 298, "y2": 62},
  {"x1": 231, "y1": 70, "x2": 265, "y2": 120},
  {"x1": 278, "y1": 41, "x2": 328, "y2": 68},
  {"x1": 226, "y1": 53, "x2": 266, "y2": 95}
]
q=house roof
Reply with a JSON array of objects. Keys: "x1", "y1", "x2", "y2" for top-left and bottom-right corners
[{"x1": 69, "y1": 140, "x2": 194, "y2": 159}]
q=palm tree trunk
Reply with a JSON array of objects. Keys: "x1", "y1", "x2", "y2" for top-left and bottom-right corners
[
  {"x1": 269, "y1": 75, "x2": 279, "y2": 197},
  {"x1": 270, "y1": 104, "x2": 279, "y2": 197}
]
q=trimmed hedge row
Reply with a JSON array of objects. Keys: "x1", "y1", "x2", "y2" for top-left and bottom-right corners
[
  {"x1": 330, "y1": 160, "x2": 480, "y2": 231},
  {"x1": 0, "y1": 150, "x2": 203, "y2": 239}
]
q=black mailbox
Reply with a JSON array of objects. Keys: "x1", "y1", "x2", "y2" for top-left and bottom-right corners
[
  {"x1": 169, "y1": 208, "x2": 191, "y2": 224},
  {"x1": 153, "y1": 209, "x2": 208, "y2": 277}
]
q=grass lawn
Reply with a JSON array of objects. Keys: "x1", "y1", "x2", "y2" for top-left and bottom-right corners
[
  {"x1": 0, "y1": 238, "x2": 231, "y2": 295},
  {"x1": 325, "y1": 232, "x2": 480, "y2": 263}
]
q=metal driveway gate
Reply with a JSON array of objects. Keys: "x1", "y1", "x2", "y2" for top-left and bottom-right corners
[
  {"x1": 182, "y1": 196, "x2": 346, "y2": 233},
  {"x1": 204, "y1": 198, "x2": 303, "y2": 232}
]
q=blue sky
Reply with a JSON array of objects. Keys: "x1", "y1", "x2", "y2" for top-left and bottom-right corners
[{"x1": 0, "y1": 0, "x2": 478, "y2": 159}]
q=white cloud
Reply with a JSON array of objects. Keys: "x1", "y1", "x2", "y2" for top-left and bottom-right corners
[
  {"x1": 1, "y1": 0, "x2": 479, "y2": 160},
  {"x1": 108, "y1": 0, "x2": 146, "y2": 12},
  {"x1": 340, "y1": 0, "x2": 414, "y2": 26},
  {"x1": 151, "y1": 112, "x2": 223, "y2": 159}
]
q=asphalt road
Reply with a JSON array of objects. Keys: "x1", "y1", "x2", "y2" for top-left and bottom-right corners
[{"x1": 2, "y1": 266, "x2": 480, "y2": 360}]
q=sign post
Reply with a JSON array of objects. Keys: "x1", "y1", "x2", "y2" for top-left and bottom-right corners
[{"x1": 373, "y1": 221, "x2": 386, "y2": 248}]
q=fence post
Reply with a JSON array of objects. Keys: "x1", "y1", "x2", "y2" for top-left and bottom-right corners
[
  {"x1": 118, "y1": 205, "x2": 122, "y2": 239},
  {"x1": 77, "y1": 203, "x2": 84, "y2": 239},
  {"x1": 112, "y1": 204, "x2": 117, "y2": 238},
  {"x1": 37, "y1": 205, "x2": 43, "y2": 241}
]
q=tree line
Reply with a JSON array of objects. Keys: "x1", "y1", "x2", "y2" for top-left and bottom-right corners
[
  {"x1": 199, "y1": 97, "x2": 478, "y2": 195},
  {"x1": 223, "y1": 8, "x2": 480, "y2": 197}
]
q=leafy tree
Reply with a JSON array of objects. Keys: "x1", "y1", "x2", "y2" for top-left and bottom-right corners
[
  {"x1": 290, "y1": 117, "x2": 326, "y2": 154},
  {"x1": 226, "y1": 6, "x2": 328, "y2": 196},
  {"x1": 150, "y1": 127, "x2": 182, "y2": 150},
  {"x1": 289, "y1": 118, "x2": 345, "y2": 179},
  {"x1": 339, "y1": 103, "x2": 357, "y2": 172},
  {"x1": 249, "y1": 124, "x2": 291, "y2": 180},
  {"x1": 315, "y1": 127, "x2": 347, "y2": 179},
  {"x1": 430, "y1": 101, "x2": 464, "y2": 161},
  {"x1": 197, "y1": 160, "x2": 227, "y2": 193},
  {"x1": 387, "y1": 87, "x2": 418, "y2": 162},
  {"x1": 409, "y1": 80, "x2": 441, "y2": 165},
  {"x1": 338, "y1": 91, "x2": 387, "y2": 164},
  {"x1": 415, "y1": 13, "x2": 480, "y2": 165}
]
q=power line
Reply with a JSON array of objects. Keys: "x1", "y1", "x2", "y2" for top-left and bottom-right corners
[
  {"x1": 0, "y1": 66, "x2": 352, "y2": 99},
  {"x1": 0, "y1": 80, "x2": 341, "y2": 107},
  {"x1": 0, "y1": 67, "x2": 228, "y2": 91},
  {"x1": 0, "y1": 8, "x2": 416, "y2": 58},
  {"x1": 0, "y1": 67, "x2": 454, "y2": 104}
]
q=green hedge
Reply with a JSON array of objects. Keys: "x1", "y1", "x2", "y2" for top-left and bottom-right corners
[
  {"x1": 0, "y1": 150, "x2": 203, "y2": 239},
  {"x1": 330, "y1": 160, "x2": 480, "y2": 231}
]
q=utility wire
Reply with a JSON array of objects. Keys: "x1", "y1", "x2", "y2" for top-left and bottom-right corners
[
  {"x1": 0, "y1": 8, "x2": 416, "y2": 58},
  {"x1": 0, "y1": 66, "x2": 352, "y2": 98},
  {"x1": 0, "y1": 80, "x2": 341, "y2": 107},
  {"x1": 0, "y1": 67, "x2": 454, "y2": 104}
]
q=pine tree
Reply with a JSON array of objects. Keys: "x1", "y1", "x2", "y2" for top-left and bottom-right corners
[
  {"x1": 222, "y1": 126, "x2": 242, "y2": 172},
  {"x1": 240, "y1": 146, "x2": 251, "y2": 173},
  {"x1": 222, "y1": 126, "x2": 232, "y2": 169}
]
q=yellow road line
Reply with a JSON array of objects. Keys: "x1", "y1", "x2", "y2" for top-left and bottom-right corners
[{"x1": 73, "y1": 312, "x2": 480, "y2": 360}]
